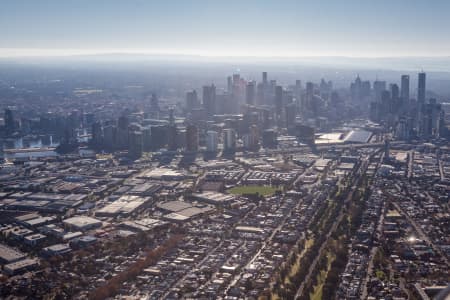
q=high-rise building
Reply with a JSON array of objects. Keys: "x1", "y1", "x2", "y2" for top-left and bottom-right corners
[
  {"x1": 390, "y1": 84, "x2": 399, "y2": 100},
  {"x1": 262, "y1": 129, "x2": 277, "y2": 148},
  {"x1": 128, "y1": 131, "x2": 143, "y2": 159},
  {"x1": 400, "y1": 75, "x2": 410, "y2": 101},
  {"x1": 150, "y1": 93, "x2": 160, "y2": 112},
  {"x1": 275, "y1": 85, "x2": 283, "y2": 117},
  {"x1": 150, "y1": 125, "x2": 169, "y2": 150},
  {"x1": 185, "y1": 124, "x2": 198, "y2": 152},
  {"x1": 206, "y1": 130, "x2": 218, "y2": 152},
  {"x1": 103, "y1": 124, "x2": 117, "y2": 150},
  {"x1": 202, "y1": 84, "x2": 216, "y2": 119},
  {"x1": 167, "y1": 125, "x2": 178, "y2": 151},
  {"x1": 223, "y1": 128, "x2": 236, "y2": 153},
  {"x1": 262, "y1": 72, "x2": 268, "y2": 84},
  {"x1": 91, "y1": 122, "x2": 103, "y2": 147},
  {"x1": 186, "y1": 90, "x2": 199, "y2": 110},
  {"x1": 246, "y1": 81, "x2": 256, "y2": 105},
  {"x1": 373, "y1": 80, "x2": 386, "y2": 102},
  {"x1": 117, "y1": 115, "x2": 130, "y2": 149},
  {"x1": 4, "y1": 108, "x2": 17, "y2": 136},
  {"x1": 142, "y1": 127, "x2": 152, "y2": 151},
  {"x1": 418, "y1": 72, "x2": 426, "y2": 104},
  {"x1": 285, "y1": 103, "x2": 297, "y2": 129}
]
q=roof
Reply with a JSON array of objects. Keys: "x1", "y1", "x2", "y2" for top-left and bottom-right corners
[
  {"x1": 157, "y1": 201, "x2": 192, "y2": 212},
  {"x1": 63, "y1": 216, "x2": 102, "y2": 229},
  {"x1": 0, "y1": 244, "x2": 26, "y2": 263},
  {"x1": 344, "y1": 130, "x2": 372, "y2": 143},
  {"x1": 4, "y1": 258, "x2": 39, "y2": 272}
]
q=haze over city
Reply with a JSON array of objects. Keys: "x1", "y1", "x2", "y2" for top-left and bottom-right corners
[{"x1": 0, "y1": 1, "x2": 449, "y2": 300}]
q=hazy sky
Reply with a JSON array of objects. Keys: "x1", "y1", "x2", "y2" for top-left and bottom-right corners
[{"x1": 1, "y1": 0, "x2": 450, "y2": 58}]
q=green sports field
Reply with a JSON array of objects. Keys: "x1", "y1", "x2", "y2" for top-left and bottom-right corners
[{"x1": 227, "y1": 185, "x2": 280, "y2": 196}]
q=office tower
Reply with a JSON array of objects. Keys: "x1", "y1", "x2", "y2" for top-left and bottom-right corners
[
  {"x1": 418, "y1": 72, "x2": 426, "y2": 104},
  {"x1": 4, "y1": 108, "x2": 17, "y2": 136},
  {"x1": 150, "y1": 125, "x2": 168, "y2": 150},
  {"x1": 401, "y1": 75, "x2": 410, "y2": 101},
  {"x1": 373, "y1": 80, "x2": 386, "y2": 102},
  {"x1": 246, "y1": 81, "x2": 256, "y2": 105},
  {"x1": 142, "y1": 127, "x2": 152, "y2": 151},
  {"x1": 395, "y1": 117, "x2": 411, "y2": 140},
  {"x1": 150, "y1": 93, "x2": 160, "y2": 112},
  {"x1": 262, "y1": 72, "x2": 268, "y2": 84},
  {"x1": 83, "y1": 112, "x2": 95, "y2": 127},
  {"x1": 206, "y1": 130, "x2": 218, "y2": 152},
  {"x1": 227, "y1": 76, "x2": 233, "y2": 93},
  {"x1": 186, "y1": 90, "x2": 199, "y2": 110},
  {"x1": 117, "y1": 115, "x2": 130, "y2": 149},
  {"x1": 202, "y1": 84, "x2": 216, "y2": 119},
  {"x1": 429, "y1": 98, "x2": 441, "y2": 136},
  {"x1": 294, "y1": 123, "x2": 315, "y2": 145},
  {"x1": 91, "y1": 122, "x2": 103, "y2": 147},
  {"x1": 262, "y1": 129, "x2": 277, "y2": 148},
  {"x1": 303, "y1": 82, "x2": 314, "y2": 113},
  {"x1": 167, "y1": 124, "x2": 178, "y2": 151},
  {"x1": 285, "y1": 103, "x2": 297, "y2": 129},
  {"x1": 103, "y1": 124, "x2": 117, "y2": 150},
  {"x1": 185, "y1": 124, "x2": 198, "y2": 152},
  {"x1": 249, "y1": 124, "x2": 259, "y2": 149},
  {"x1": 128, "y1": 131, "x2": 143, "y2": 159},
  {"x1": 243, "y1": 125, "x2": 259, "y2": 150},
  {"x1": 275, "y1": 85, "x2": 283, "y2": 116},
  {"x1": 223, "y1": 128, "x2": 236, "y2": 153},
  {"x1": 390, "y1": 84, "x2": 399, "y2": 100}
]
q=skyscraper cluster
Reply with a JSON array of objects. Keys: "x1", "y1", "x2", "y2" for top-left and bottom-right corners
[{"x1": 366, "y1": 72, "x2": 445, "y2": 140}]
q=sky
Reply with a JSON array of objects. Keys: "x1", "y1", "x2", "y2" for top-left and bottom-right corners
[{"x1": 1, "y1": 0, "x2": 450, "y2": 58}]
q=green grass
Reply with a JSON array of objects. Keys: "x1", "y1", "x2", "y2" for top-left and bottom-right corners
[
  {"x1": 376, "y1": 270, "x2": 386, "y2": 280},
  {"x1": 309, "y1": 253, "x2": 336, "y2": 300},
  {"x1": 227, "y1": 185, "x2": 280, "y2": 196}
]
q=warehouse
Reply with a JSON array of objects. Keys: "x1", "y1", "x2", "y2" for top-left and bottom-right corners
[
  {"x1": 63, "y1": 216, "x2": 103, "y2": 231},
  {"x1": 3, "y1": 258, "x2": 39, "y2": 275},
  {"x1": 0, "y1": 244, "x2": 26, "y2": 263}
]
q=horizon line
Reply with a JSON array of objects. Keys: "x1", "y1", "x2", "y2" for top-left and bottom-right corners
[{"x1": 0, "y1": 48, "x2": 450, "y2": 60}]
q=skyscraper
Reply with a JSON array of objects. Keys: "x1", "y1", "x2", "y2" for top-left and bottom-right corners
[
  {"x1": 4, "y1": 108, "x2": 17, "y2": 136},
  {"x1": 275, "y1": 85, "x2": 283, "y2": 117},
  {"x1": 117, "y1": 114, "x2": 130, "y2": 149},
  {"x1": 202, "y1": 84, "x2": 216, "y2": 119},
  {"x1": 186, "y1": 90, "x2": 199, "y2": 110},
  {"x1": 373, "y1": 80, "x2": 386, "y2": 102},
  {"x1": 418, "y1": 72, "x2": 426, "y2": 104},
  {"x1": 246, "y1": 81, "x2": 256, "y2": 105},
  {"x1": 400, "y1": 75, "x2": 410, "y2": 101},
  {"x1": 185, "y1": 124, "x2": 198, "y2": 152},
  {"x1": 223, "y1": 128, "x2": 236, "y2": 153},
  {"x1": 150, "y1": 93, "x2": 160, "y2": 112},
  {"x1": 206, "y1": 130, "x2": 218, "y2": 152},
  {"x1": 390, "y1": 84, "x2": 399, "y2": 100},
  {"x1": 128, "y1": 130, "x2": 143, "y2": 159},
  {"x1": 262, "y1": 72, "x2": 268, "y2": 84}
]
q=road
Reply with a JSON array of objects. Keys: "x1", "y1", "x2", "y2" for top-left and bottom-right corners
[
  {"x1": 294, "y1": 184, "x2": 356, "y2": 299},
  {"x1": 391, "y1": 201, "x2": 449, "y2": 267},
  {"x1": 224, "y1": 196, "x2": 305, "y2": 295},
  {"x1": 294, "y1": 153, "x2": 374, "y2": 299},
  {"x1": 160, "y1": 239, "x2": 226, "y2": 299}
]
